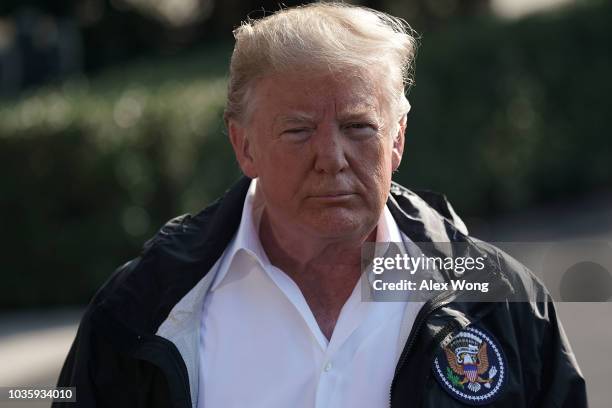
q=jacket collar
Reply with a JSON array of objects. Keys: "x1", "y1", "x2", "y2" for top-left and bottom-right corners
[
  {"x1": 97, "y1": 176, "x2": 251, "y2": 336},
  {"x1": 98, "y1": 175, "x2": 512, "y2": 337}
]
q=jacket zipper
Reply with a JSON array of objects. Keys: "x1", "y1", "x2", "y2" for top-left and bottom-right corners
[{"x1": 388, "y1": 290, "x2": 458, "y2": 408}]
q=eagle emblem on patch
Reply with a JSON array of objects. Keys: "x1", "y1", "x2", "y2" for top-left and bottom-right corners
[{"x1": 432, "y1": 325, "x2": 506, "y2": 405}]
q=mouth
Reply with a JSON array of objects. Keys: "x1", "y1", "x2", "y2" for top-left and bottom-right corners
[
  {"x1": 308, "y1": 192, "x2": 357, "y2": 201},
  {"x1": 313, "y1": 192, "x2": 354, "y2": 197}
]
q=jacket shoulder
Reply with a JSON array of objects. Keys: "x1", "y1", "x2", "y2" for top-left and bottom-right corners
[
  {"x1": 390, "y1": 182, "x2": 469, "y2": 236},
  {"x1": 470, "y1": 238, "x2": 551, "y2": 304}
]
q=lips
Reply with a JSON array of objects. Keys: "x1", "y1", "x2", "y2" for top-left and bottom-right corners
[
  {"x1": 314, "y1": 192, "x2": 353, "y2": 196},
  {"x1": 307, "y1": 192, "x2": 358, "y2": 203},
  {"x1": 309, "y1": 192, "x2": 355, "y2": 198}
]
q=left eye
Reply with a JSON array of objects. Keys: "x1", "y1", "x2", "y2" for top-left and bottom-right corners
[{"x1": 344, "y1": 123, "x2": 377, "y2": 138}]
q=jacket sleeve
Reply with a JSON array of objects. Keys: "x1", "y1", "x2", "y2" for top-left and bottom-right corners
[
  {"x1": 535, "y1": 300, "x2": 588, "y2": 408},
  {"x1": 52, "y1": 259, "x2": 142, "y2": 408},
  {"x1": 52, "y1": 307, "x2": 100, "y2": 408}
]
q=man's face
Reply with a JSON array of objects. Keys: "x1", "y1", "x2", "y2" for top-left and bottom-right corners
[{"x1": 229, "y1": 70, "x2": 406, "y2": 241}]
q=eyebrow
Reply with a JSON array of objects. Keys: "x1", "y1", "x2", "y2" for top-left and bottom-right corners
[
  {"x1": 275, "y1": 113, "x2": 317, "y2": 125},
  {"x1": 337, "y1": 111, "x2": 379, "y2": 122},
  {"x1": 273, "y1": 102, "x2": 381, "y2": 128}
]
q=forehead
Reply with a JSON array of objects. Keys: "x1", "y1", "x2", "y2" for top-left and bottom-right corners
[{"x1": 249, "y1": 69, "x2": 385, "y2": 123}]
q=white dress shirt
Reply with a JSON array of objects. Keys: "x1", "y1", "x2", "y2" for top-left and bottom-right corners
[{"x1": 197, "y1": 179, "x2": 422, "y2": 408}]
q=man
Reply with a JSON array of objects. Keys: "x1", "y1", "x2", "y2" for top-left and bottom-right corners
[{"x1": 55, "y1": 3, "x2": 587, "y2": 407}]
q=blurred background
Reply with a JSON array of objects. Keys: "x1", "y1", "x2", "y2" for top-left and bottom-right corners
[{"x1": 0, "y1": 0, "x2": 610, "y2": 406}]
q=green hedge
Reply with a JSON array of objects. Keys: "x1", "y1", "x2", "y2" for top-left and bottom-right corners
[
  {"x1": 1, "y1": 46, "x2": 242, "y2": 308},
  {"x1": 1, "y1": 2, "x2": 611, "y2": 308},
  {"x1": 398, "y1": 1, "x2": 612, "y2": 213}
]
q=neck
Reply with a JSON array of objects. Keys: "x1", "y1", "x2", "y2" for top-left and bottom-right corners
[
  {"x1": 258, "y1": 208, "x2": 377, "y2": 339},
  {"x1": 259, "y1": 208, "x2": 377, "y2": 278}
]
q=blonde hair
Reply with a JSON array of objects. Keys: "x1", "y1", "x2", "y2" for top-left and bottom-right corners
[{"x1": 224, "y1": 2, "x2": 418, "y2": 126}]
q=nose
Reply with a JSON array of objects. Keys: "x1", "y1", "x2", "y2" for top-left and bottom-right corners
[{"x1": 312, "y1": 124, "x2": 349, "y2": 174}]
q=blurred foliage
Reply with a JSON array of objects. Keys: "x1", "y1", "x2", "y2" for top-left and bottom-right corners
[
  {"x1": 0, "y1": 45, "x2": 241, "y2": 308},
  {"x1": 365, "y1": 0, "x2": 490, "y2": 34},
  {"x1": 1, "y1": 1, "x2": 611, "y2": 308},
  {"x1": 0, "y1": 0, "x2": 310, "y2": 77},
  {"x1": 397, "y1": 0, "x2": 612, "y2": 215},
  {"x1": 1, "y1": 0, "x2": 489, "y2": 89}
]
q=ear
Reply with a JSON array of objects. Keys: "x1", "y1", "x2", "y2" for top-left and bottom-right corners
[
  {"x1": 391, "y1": 114, "x2": 407, "y2": 172},
  {"x1": 228, "y1": 119, "x2": 258, "y2": 178}
]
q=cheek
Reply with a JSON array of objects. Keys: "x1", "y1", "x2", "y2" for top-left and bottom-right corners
[
  {"x1": 267, "y1": 144, "x2": 311, "y2": 179},
  {"x1": 256, "y1": 144, "x2": 311, "y2": 201},
  {"x1": 349, "y1": 140, "x2": 394, "y2": 211},
  {"x1": 352, "y1": 139, "x2": 394, "y2": 183}
]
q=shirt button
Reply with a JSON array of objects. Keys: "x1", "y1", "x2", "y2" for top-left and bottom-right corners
[{"x1": 324, "y1": 362, "x2": 333, "y2": 372}]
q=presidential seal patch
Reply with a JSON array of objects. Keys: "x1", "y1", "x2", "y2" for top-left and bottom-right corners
[{"x1": 432, "y1": 325, "x2": 506, "y2": 405}]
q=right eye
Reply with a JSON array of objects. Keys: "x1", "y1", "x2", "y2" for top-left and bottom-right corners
[{"x1": 281, "y1": 128, "x2": 312, "y2": 142}]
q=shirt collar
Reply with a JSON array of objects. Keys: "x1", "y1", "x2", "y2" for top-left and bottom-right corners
[
  {"x1": 377, "y1": 202, "x2": 403, "y2": 243},
  {"x1": 210, "y1": 179, "x2": 406, "y2": 292},
  {"x1": 210, "y1": 178, "x2": 271, "y2": 291}
]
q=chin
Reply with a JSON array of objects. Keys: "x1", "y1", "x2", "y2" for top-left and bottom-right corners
[{"x1": 302, "y1": 208, "x2": 376, "y2": 240}]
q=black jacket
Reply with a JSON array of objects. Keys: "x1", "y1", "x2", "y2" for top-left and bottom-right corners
[{"x1": 54, "y1": 177, "x2": 587, "y2": 407}]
